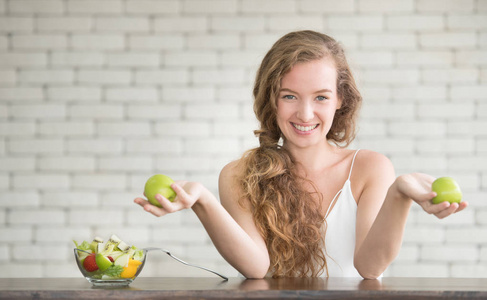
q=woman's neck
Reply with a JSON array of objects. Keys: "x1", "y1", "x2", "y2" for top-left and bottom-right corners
[{"x1": 283, "y1": 140, "x2": 339, "y2": 175}]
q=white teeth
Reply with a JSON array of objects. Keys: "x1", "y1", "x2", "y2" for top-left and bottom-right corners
[{"x1": 292, "y1": 123, "x2": 318, "y2": 132}]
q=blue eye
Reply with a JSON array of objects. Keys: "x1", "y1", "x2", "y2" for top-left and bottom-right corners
[
  {"x1": 283, "y1": 95, "x2": 296, "y2": 100},
  {"x1": 316, "y1": 96, "x2": 327, "y2": 101}
]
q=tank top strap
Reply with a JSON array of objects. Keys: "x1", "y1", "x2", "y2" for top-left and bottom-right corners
[
  {"x1": 325, "y1": 186, "x2": 342, "y2": 218},
  {"x1": 324, "y1": 149, "x2": 361, "y2": 219},
  {"x1": 347, "y1": 149, "x2": 361, "y2": 181}
]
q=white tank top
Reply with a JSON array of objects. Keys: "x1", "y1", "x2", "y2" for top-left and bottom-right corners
[{"x1": 322, "y1": 149, "x2": 361, "y2": 277}]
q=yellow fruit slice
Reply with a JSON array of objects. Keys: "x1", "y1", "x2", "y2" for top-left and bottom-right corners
[
  {"x1": 130, "y1": 259, "x2": 142, "y2": 266},
  {"x1": 120, "y1": 266, "x2": 137, "y2": 278},
  {"x1": 120, "y1": 258, "x2": 143, "y2": 278}
]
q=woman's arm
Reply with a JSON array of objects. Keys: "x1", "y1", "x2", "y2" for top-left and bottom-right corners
[
  {"x1": 200, "y1": 161, "x2": 270, "y2": 278},
  {"x1": 134, "y1": 161, "x2": 270, "y2": 278},
  {"x1": 352, "y1": 152, "x2": 468, "y2": 279},
  {"x1": 352, "y1": 151, "x2": 397, "y2": 279}
]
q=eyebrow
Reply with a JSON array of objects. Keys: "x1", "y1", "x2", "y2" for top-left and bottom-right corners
[{"x1": 279, "y1": 88, "x2": 333, "y2": 94}]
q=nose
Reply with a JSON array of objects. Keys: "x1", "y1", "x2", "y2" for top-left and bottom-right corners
[{"x1": 296, "y1": 100, "x2": 314, "y2": 122}]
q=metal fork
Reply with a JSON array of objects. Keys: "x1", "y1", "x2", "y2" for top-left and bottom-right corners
[{"x1": 143, "y1": 247, "x2": 228, "y2": 281}]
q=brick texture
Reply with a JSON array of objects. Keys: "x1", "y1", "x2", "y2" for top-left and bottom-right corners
[{"x1": 0, "y1": 0, "x2": 486, "y2": 279}]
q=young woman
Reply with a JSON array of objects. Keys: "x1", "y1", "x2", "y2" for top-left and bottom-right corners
[{"x1": 134, "y1": 30, "x2": 467, "y2": 279}]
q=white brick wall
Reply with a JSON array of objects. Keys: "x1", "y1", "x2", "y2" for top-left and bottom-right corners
[{"x1": 0, "y1": 0, "x2": 486, "y2": 279}]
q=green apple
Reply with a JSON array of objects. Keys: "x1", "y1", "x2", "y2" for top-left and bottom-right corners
[
  {"x1": 144, "y1": 174, "x2": 177, "y2": 207},
  {"x1": 95, "y1": 253, "x2": 113, "y2": 271},
  {"x1": 431, "y1": 177, "x2": 462, "y2": 204}
]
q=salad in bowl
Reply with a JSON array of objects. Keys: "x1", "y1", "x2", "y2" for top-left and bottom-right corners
[{"x1": 74, "y1": 235, "x2": 146, "y2": 286}]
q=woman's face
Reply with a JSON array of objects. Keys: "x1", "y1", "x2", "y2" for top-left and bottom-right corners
[{"x1": 276, "y1": 58, "x2": 341, "y2": 150}]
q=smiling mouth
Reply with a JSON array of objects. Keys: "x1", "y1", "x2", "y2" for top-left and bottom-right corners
[{"x1": 292, "y1": 123, "x2": 319, "y2": 132}]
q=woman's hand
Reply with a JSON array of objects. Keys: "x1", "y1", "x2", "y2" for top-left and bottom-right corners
[
  {"x1": 393, "y1": 173, "x2": 468, "y2": 219},
  {"x1": 134, "y1": 181, "x2": 205, "y2": 217}
]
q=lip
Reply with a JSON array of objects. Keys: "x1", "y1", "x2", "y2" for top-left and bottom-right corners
[{"x1": 291, "y1": 122, "x2": 319, "y2": 135}]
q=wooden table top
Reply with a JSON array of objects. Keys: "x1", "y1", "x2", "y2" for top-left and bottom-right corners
[{"x1": 1, "y1": 277, "x2": 487, "y2": 299}]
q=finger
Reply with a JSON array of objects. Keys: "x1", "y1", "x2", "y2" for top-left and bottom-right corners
[
  {"x1": 170, "y1": 183, "x2": 193, "y2": 208},
  {"x1": 170, "y1": 182, "x2": 185, "y2": 199},
  {"x1": 418, "y1": 191, "x2": 437, "y2": 203},
  {"x1": 142, "y1": 202, "x2": 168, "y2": 217},
  {"x1": 423, "y1": 201, "x2": 451, "y2": 215},
  {"x1": 434, "y1": 202, "x2": 459, "y2": 219},
  {"x1": 155, "y1": 193, "x2": 184, "y2": 213},
  {"x1": 134, "y1": 197, "x2": 168, "y2": 217},
  {"x1": 434, "y1": 201, "x2": 469, "y2": 218},
  {"x1": 174, "y1": 180, "x2": 188, "y2": 187},
  {"x1": 134, "y1": 197, "x2": 149, "y2": 207},
  {"x1": 415, "y1": 192, "x2": 438, "y2": 209},
  {"x1": 454, "y1": 201, "x2": 468, "y2": 214},
  {"x1": 429, "y1": 191, "x2": 437, "y2": 200}
]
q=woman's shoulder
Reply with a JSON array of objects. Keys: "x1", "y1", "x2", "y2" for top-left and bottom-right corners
[
  {"x1": 355, "y1": 149, "x2": 392, "y2": 167},
  {"x1": 219, "y1": 159, "x2": 243, "y2": 202},
  {"x1": 353, "y1": 149, "x2": 395, "y2": 186},
  {"x1": 347, "y1": 149, "x2": 395, "y2": 205},
  {"x1": 220, "y1": 159, "x2": 242, "y2": 180}
]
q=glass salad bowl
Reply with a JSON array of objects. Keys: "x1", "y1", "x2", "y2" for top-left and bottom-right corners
[
  {"x1": 74, "y1": 235, "x2": 227, "y2": 286},
  {"x1": 74, "y1": 248, "x2": 146, "y2": 287},
  {"x1": 74, "y1": 247, "x2": 228, "y2": 287}
]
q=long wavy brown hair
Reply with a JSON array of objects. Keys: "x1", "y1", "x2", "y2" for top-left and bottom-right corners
[{"x1": 236, "y1": 30, "x2": 362, "y2": 277}]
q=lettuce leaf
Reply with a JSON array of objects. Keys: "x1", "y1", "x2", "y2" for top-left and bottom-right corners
[
  {"x1": 79, "y1": 241, "x2": 91, "y2": 251},
  {"x1": 103, "y1": 265, "x2": 123, "y2": 278},
  {"x1": 73, "y1": 240, "x2": 91, "y2": 251},
  {"x1": 133, "y1": 249, "x2": 144, "y2": 261}
]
